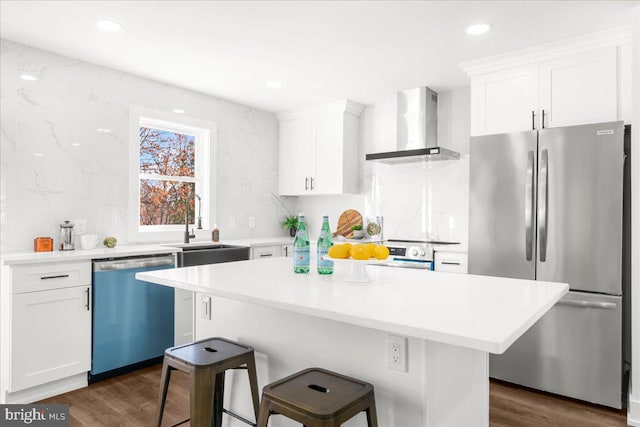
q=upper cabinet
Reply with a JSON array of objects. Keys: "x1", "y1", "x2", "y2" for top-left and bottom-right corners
[
  {"x1": 462, "y1": 28, "x2": 631, "y2": 137},
  {"x1": 278, "y1": 100, "x2": 364, "y2": 196}
]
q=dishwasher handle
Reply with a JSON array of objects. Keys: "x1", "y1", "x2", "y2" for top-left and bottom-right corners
[{"x1": 93, "y1": 255, "x2": 175, "y2": 271}]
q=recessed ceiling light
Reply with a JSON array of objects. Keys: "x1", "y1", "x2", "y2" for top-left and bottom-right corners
[
  {"x1": 20, "y1": 74, "x2": 37, "y2": 81},
  {"x1": 96, "y1": 20, "x2": 123, "y2": 32},
  {"x1": 97, "y1": 128, "x2": 111, "y2": 133},
  {"x1": 466, "y1": 23, "x2": 492, "y2": 35},
  {"x1": 72, "y1": 143, "x2": 81, "y2": 147},
  {"x1": 266, "y1": 81, "x2": 283, "y2": 88},
  {"x1": 173, "y1": 109, "x2": 185, "y2": 114},
  {"x1": 33, "y1": 153, "x2": 44, "y2": 157}
]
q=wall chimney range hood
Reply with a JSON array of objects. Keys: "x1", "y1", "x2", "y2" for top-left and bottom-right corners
[{"x1": 365, "y1": 87, "x2": 460, "y2": 164}]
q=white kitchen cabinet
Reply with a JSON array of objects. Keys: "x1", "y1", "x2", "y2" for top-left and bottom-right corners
[
  {"x1": 470, "y1": 64, "x2": 539, "y2": 136},
  {"x1": 250, "y1": 245, "x2": 283, "y2": 259},
  {"x1": 0, "y1": 261, "x2": 92, "y2": 402},
  {"x1": 174, "y1": 288, "x2": 194, "y2": 346},
  {"x1": 434, "y1": 251, "x2": 468, "y2": 274},
  {"x1": 463, "y1": 30, "x2": 630, "y2": 137},
  {"x1": 11, "y1": 285, "x2": 91, "y2": 392},
  {"x1": 538, "y1": 46, "x2": 617, "y2": 129},
  {"x1": 278, "y1": 100, "x2": 363, "y2": 196}
]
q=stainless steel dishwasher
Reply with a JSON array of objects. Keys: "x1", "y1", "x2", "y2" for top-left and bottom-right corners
[{"x1": 90, "y1": 254, "x2": 175, "y2": 382}]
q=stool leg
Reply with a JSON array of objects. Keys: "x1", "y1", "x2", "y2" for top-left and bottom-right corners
[
  {"x1": 155, "y1": 362, "x2": 172, "y2": 427},
  {"x1": 191, "y1": 367, "x2": 216, "y2": 427},
  {"x1": 246, "y1": 356, "x2": 261, "y2": 421},
  {"x1": 212, "y1": 371, "x2": 225, "y2": 427},
  {"x1": 256, "y1": 397, "x2": 271, "y2": 427},
  {"x1": 365, "y1": 399, "x2": 378, "y2": 427}
]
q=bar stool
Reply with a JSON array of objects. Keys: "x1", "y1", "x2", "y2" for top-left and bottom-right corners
[
  {"x1": 156, "y1": 337, "x2": 260, "y2": 427},
  {"x1": 257, "y1": 367, "x2": 378, "y2": 427}
]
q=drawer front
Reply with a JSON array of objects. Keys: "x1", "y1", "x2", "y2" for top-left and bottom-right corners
[
  {"x1": 251, "y1": 245, "x2": 283, "y2": 259},
  {"x1": 12, "y1": 262, "x2": 91, "y2": 294},
  {"x1": 435, "y1": 252, "x2": 468, "y2": 273}
]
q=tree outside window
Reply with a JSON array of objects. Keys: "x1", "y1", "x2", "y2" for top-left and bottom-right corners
[{"x1": 139, "y1": 127, "x2": 196, "y2": 226}]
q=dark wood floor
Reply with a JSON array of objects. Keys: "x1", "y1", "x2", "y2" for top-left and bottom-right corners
[{"x1": 39, "y1": 364, "x2": 628, "y2": 426}]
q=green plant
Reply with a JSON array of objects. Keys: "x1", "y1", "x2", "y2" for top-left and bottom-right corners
[
  {"x1": 351, "y1": 224, "x2": 363, "y2": 231},
  {"x1": 281, "y1": 215, "x2": 299, "y2": 230}
]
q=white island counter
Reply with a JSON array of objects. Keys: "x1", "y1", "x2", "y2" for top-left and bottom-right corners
[{"x1": 137, "y1": 257, "x2": 568, "y2": 426}]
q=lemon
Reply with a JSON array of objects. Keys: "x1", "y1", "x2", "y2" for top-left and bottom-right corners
[
  {"x1": 328, "y1": 244, "x2": 350, "y2": 259},
  {"x1": 374, "y1": 245, "x2": 390, "y2": 260},
  {"x1": 350, "y1": 245, "x2": 370, "y2": 260},
  {"x1": 365, "y1": 243, "x2": 378, "y2": 258}
]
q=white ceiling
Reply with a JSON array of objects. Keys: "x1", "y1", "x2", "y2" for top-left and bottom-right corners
[{"x1": 1, "y1": 1, "x2": 637, "y2": 112}]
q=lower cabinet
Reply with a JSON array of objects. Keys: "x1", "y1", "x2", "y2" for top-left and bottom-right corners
[
  {"x1": 174, "y1": 288, "x2": 194, "y2": 346},
  {"x1": 250, "y1": 244, "x2": 292, "y2": 259},
  {"x1": 10, "y1": 285, "x2": 91, "y2": 392},
  {"x1": 434, "y1": 251, "x2": 468, "y2": 274}
]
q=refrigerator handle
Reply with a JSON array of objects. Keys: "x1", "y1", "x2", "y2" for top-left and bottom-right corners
[
  {"x1": 531, "y1": 110, "x2": 536, "y2": 130},
  {"x1": 525, "y1": 150, "x2": 535, "y2": 261},
  {"x1": 539, "y1": 149, "x2": 549, "y2": 262}
]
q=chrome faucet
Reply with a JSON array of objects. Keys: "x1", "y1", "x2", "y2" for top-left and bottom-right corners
[{"x1": 184, "y1": 192, "x2": 202, "y2": 244}]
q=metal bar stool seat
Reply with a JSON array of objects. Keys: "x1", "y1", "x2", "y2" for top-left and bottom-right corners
[
  {"x1": 156, "y1": 337, "x2": 260, "y2": 427},
  {"x1": 257, "y1": 367, "x2": 378, "y2": 427}
]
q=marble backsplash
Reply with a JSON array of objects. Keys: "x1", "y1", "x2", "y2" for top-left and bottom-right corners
[{"x1": 0, "y1": 39, "x2": 292, "y2": 253}]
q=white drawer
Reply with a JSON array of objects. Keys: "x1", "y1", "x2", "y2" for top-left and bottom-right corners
[
  {"x1": 11, "y1": 262, "x2": 91, "y2": 294},
  {"x1": 434, "y1": 251, "x2": 468, "y2": 274},
  {"x1": 250, "y1": 245, "x2": 282, "y2": 259}
]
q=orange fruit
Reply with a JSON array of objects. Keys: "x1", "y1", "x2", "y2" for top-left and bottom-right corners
[
  {"x1": 374, "y1": 245, "x2": 390, "y2": 260},
  {"x1": 350, "y1": 245, "x2": 370, "y2": 260}
]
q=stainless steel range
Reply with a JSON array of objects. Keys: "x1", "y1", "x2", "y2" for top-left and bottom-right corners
[{"x1": 383, "y1": 239, "x2": 460, "y2": 270}]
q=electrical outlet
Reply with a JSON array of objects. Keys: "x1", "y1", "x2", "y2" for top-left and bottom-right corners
[
  {"x1": 229, "y1": 216, "x2": 236, "y2": 229},
  {"x1": 201, "y1": 295, "x2": 211, "y2": 320},
  {"x1": 74, "y1": 219, "x2": 86, "y2": 235},
  {"x1": 387, "y1": 335, "x2": 408, "y2": 372},
  {"x1": 248, "y1": 217, "x2": 255, "y2": 228}
]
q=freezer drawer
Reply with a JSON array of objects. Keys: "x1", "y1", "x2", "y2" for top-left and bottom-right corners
[{"x1": 490, "y1": 291, "x2": 622, "y2": 408}]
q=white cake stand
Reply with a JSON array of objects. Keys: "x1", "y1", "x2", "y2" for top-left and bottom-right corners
[{"x1": 327, "y1": 257, "x2": 388, "y2": 283}]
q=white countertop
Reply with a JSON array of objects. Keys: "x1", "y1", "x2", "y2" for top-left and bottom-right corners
[
  {"x1": 136, "y1": 257, "x2": 568, "y2": 354},
  {"x1": 0, "y1": 237, "x2": 292, "y2": 265}
]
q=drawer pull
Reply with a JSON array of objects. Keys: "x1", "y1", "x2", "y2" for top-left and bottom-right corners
[
  {"x1": 260, "y1": 253, "x2": 273, "y2": 257},
  {"x1": 441, "y1": 261, "x2": 461, "y2": 266},
  {"x1": 41, "y1": 274, "x2": 70, "y2": 280}
]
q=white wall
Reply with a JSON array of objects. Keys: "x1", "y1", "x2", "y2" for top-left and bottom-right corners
[
  {"x1": 629, "y1": 6, "x2": 640, "y2": 427},
  {"x1": 295, "y1": 88, "x2": 470, "y2": 246},
  {"x1": 0, "y1": 39, "x2": 292, "y2": 253}
]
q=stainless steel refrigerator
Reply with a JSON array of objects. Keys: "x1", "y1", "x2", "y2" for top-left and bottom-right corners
[{"x1": 469, "y1": 121, "x2": 630, "y2": 409}]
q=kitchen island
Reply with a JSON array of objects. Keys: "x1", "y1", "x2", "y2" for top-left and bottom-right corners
[{"x1": 137, "y1": 257, "x2": 568, "y2": 427}]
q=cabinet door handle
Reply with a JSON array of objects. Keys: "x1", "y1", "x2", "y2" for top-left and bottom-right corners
[
  {"x1": 441, "y1": 261, "x2": 461, "y2": 266},
  {"x1": 41, "y1": 274, "x2": 70, "y2": 280},
  {"x1": 531, "y1": 110, "x2": 536, "y2": 130},
  {"x1": 305, "y1": 177, "x2": 309, "y2": 190},
  {"x1": 85, "y1": 287, "x2": 91, "y2": 311},
  {"x1": 541, "y1": 109, "x2": 546, "y2": 129},
  {"x1": 284, "y1": 246, "x2": 288, "y2": 256},
  {"x1": 310, "y1": 177, "x2": 315, "y2": 190}
]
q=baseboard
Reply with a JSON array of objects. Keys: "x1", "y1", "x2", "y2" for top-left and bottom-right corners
[
  {"x1": 2, "y1": 373, "x2": 87, "y2": 404},
  {"x1": 628, "y1": 395, "x2": 640, "y2": 426}
]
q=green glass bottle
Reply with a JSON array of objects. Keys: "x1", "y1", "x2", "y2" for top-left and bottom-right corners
[
  {"x1": 293, "y1": 213, "x2": 310, "y2": 274},
  {"x1": 317, "y1": 215, "x2": 334, "y2": 275}
]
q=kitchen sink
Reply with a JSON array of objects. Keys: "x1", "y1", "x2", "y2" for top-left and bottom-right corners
[{"x1": 174, "y1": 244, "x2": 250, "y2": 267}]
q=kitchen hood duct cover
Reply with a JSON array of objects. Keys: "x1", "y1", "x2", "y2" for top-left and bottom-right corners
[{"x1": 366, "y1": 87, "x2": 460, "y2": 163}]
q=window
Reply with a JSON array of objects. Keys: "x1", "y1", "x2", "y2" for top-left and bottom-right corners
[{"x1": 129, "y1": 106, "x2": 216, "y2": 242}]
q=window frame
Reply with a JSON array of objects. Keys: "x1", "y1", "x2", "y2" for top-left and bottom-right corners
[{"x1": 128, "y1": 106, "x2": 216, "y2": 243}]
